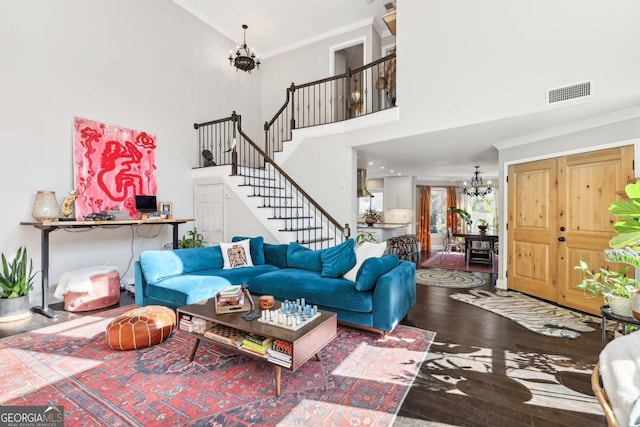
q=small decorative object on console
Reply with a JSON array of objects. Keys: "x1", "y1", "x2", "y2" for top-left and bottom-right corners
[{"x1": 32, "y1": 190, "x2": 59, "y2": 221}]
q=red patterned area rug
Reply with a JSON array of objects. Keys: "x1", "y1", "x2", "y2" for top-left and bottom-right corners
[
  {"x1": 419, "y1": 252, "x2": 497, "y2": 273},
  {"x1": 0, "y1": 305, "x2": 435, "y2": 426}
]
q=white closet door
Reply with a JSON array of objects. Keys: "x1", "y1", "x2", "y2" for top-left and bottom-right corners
[{"x1": 194, "y1": 181, "x2": 224, "y2": 246}]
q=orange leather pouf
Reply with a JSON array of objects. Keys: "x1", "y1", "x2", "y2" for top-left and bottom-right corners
[{"x1": 106, "y1": 306, "x2": 176, "y2": 351}]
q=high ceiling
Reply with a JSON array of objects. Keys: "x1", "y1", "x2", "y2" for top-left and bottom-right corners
[
  {"x1": 172, "y1": 0, "x2": 392, "y2": 58},
  {"x1": 173, "y1": 0, "x2": 640, "y2": 183}
]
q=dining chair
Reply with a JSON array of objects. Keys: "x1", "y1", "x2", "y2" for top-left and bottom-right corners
[
  {"x1": 466, "y1": 240, "x2": 493, "y2": 270},
  {"x1": 442, "y1": 228, "x2": 465, "y2": 259}
]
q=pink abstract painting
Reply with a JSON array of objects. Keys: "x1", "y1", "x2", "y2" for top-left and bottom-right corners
[{"x1": 73, "y1": 117, "x2": 157, "y2": 220}]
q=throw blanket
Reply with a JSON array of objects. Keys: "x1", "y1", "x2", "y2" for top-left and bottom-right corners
[
  {"x1": 54, "y1": 265, "x2": 117, "y2": 298},
  {"x1": 599, "y1": 331, "x2": 640, "y2": 426}
]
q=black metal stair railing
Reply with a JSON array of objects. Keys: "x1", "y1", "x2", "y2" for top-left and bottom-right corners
[{"x1": 195, "y1": 112, "x2": 350, "y2": 249}]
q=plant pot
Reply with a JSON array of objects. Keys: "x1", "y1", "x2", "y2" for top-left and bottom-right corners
[
  {"x1": 606, "y1": 294, "x2": 633, "y2": 317},
  {"x1": 365, "y1": 218, "x2": 376, "y2": 227},
  {"x1": 0, "y1": 295, "x2": 32, "y2": 322},
  {"x1": 632, "y1": 290, "x2": 640, "y2": 320}
]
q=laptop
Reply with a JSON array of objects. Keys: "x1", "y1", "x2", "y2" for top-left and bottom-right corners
[{"x1": 135, "y1": 195, "x2": 159, "y2": 215}]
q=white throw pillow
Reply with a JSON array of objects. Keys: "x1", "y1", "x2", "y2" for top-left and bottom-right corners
[
  {"x1": 343, "y1": 241, "x2": 387, "y2": 282},
  {"x1": 220, "y1": 239, "x2": 254, "y2": 269}
]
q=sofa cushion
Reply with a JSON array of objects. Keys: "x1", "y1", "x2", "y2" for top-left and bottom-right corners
[
  {"x1": 320, "y1": 239, "x2": 357, "y2": 278},
  {"x1": 343, "y1": 241, "x2": 387, "y2": 282},
  {"x1": 221, "y1": 239, "x2": 254, "y2": 269},
  {"x1": 355, "y1": 255, "x2": 399, "y2": 292},
  {"x1": 263, "y1": 243, "x2": 289, "y2": 268},
  {"x1": 248, "y1": 268, "x2": 372, "y2": 313},
  {"x1": 287, "y1": 243, "x2": 322, "y2": 272},
  {"x1": 140, "y1": 247, "x2": 223, "y2": 284},
  {"x1": 146, "y1": 275, "x2": 231, "y2": 306},
  {"x1": 232, "y1": 236, "x2": 265, "y2": 265},
  {"x1": 205, "y1": 264, "x2": 279, "y2": 284}
]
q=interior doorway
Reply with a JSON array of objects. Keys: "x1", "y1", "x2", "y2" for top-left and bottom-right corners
[{"x1": 332, "y1": 40, "x2": 364, "y2": 121}]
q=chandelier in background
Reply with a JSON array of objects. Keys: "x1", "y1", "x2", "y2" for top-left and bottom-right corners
[
  {"x1": 228, "y1": 24, "x2": 260, "y2": 73},
  {"x1": 463, "y1": 165, "x2": 493, "y2": 197}
]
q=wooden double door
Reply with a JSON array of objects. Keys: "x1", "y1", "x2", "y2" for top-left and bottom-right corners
[{"x1": 507, "y1": 146, "x2": 634, "y2": 315}]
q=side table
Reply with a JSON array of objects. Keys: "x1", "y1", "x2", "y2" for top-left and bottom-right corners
[{"x1": 600, "y1": 305, "x2": 640, "y2": 348}]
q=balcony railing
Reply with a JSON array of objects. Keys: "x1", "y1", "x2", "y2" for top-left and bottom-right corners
[{"x1": 264, "y1": 53, "x2": 396, "y2": 158}]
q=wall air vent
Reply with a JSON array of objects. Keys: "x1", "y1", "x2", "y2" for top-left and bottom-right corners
[{"x1": 547, "y1": 81, "x2": 592, "y2": 105}]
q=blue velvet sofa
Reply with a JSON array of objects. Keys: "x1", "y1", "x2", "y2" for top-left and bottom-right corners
[{"x1": 134, "y1": 237, "x2": 416, "y2": 333}]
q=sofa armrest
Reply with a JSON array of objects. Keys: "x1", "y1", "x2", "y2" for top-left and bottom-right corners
[
  {"x1": 134, "y1": 261, "x2": 147, "y2": 306},
  {"x1": 371, "y1": 260, "x2": 416, "y2": 332}
]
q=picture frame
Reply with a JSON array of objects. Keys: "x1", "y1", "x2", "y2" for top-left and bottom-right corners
[{"x1": 159, "y1": 202, "x2": 172, "y2": 219}]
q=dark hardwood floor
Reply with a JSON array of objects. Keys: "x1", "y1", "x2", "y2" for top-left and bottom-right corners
[
  {"x1": 395, "y1": 252, "x2": 605, "y2": 427},
  {"x1": 0, "y1": 252, "x2": 606, "y2": 426}
]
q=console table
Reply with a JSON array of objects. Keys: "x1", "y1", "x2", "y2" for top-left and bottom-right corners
[{"x1": 21, "y1": 218, "x2": 193, "y2": 319}]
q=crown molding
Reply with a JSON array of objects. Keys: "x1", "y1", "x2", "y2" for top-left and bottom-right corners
[
  {"x1": 261, "y1": 17, "x2": 376, "y2": 59},
  {"x1": 494, "y1": 107, "x2": 640, "y2": 150}
]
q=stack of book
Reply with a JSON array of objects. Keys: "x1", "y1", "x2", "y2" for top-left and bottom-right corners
[
  {"x1": 179, "y1": 314, "x2": 194, "y2": 332},
  {"x1": 267, "y1": 339, "x2": 293, "y2": 368},
  {"x1": 240, "y1": 333, "x2": 273, "y2": 356},
  {"x1": 216, "y1": 285, "x2": 245, "y2": 311}
]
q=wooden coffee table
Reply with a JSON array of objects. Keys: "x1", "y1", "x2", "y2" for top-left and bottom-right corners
[{"x1": 176, "y1": 296, "x2": 337, "y2": 397}]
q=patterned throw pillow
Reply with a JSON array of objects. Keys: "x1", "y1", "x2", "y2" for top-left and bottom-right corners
[{"x1": 220, "y1": 239, "x2": 254, "y2": 269}]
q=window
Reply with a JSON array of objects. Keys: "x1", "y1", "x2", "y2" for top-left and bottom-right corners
[
  {"x1": 358, "y1": 191, "x2": 383, "y2": 215},
  {"x1": 430, "y1": 188, "x2": 447, "y2": 234}
]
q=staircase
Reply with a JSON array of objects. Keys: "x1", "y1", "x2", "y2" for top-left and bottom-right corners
[{"x1": 194, "y1": 54, "x2": 397, "y2": 249}]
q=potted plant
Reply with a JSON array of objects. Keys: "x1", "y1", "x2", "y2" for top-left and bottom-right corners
[
  {"x1": 179, "y1": 228, "x2": 204, "y2": 248},
  {"x1": 575, "y1": 181, "x2": 640, "y2": 316},
  {"x1": 477, "y1": 219, "x2": 489, "y2": 233},
  {"x1": 355, "y1": 231, "x2": 378, "y2": 245},
  {"x1": 447, "y1": 207, "x2": 472, "y2": 232},
  {"x1": 575, "y1": 252, "x2": 639, "y2": 316},
  {"x1": 0, "y1": 246, "x2": 36, "y2": 321},
  {"x1": 362, "y1": 208, "x2": 381, "y2": 227}
]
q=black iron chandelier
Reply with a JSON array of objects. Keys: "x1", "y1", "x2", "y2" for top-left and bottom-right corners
[
  {"x1": 463, "y1": 165, "x2": 493, "y2": 197},
  {"x1": 228, "y1": 24, "x2": 260, "y2": 73}
]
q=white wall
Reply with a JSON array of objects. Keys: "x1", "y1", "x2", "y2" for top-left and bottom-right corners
[
  {"x1": 282, "y1": 132, "x2": 354, "y2": 228},
  {"x1": 399, "y1": 0, "x2": 640, "y2": 129},
  {"x1": 0, "y1": 0, "x2": 260, "y2": 302}
]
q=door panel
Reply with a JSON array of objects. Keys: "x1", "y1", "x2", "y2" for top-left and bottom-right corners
[
  {"x1": 508, "y1": 145, "x2": 634, "y2": 315},
  {"x1": 557, "y1": 146, "x2": 634, "y2": 314},
  {"x1": 194, "y1": 182, "x2": 224, "y2": 246},
  {"x1": 508, "y1": 159, "x2": 558, "y2": 301}
]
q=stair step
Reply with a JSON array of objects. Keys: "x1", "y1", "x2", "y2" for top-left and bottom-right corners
[
  {"x1": 238, "y1": 184, "x2": 286, "y2": 190},
  {"x1": 248, "y1": 195, "x2": 293, "y2": 199},
  {"x1": 268, "y1": 216, "x2": 313, "y2": 220},
  {"x1": 235, "y1": 174, "x2": 276, "y2": 181},
  {"x1": 279, "y1": 227, "x2": 322, "y2": 232},
  {"x1": 294, "y1": 237, "x2": 334, "y2": 245},
  {"x1": 258, "y1": 205, "x2": 303, "y2": 209}
]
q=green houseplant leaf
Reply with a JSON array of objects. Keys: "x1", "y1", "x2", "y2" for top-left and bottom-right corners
[{"x1": 0, "y1": 247, "x2": 35, "y2": 299}]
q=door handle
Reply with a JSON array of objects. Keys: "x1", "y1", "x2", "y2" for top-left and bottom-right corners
[{"x1": 558, "y1": 236, "x2": 566, "y2": 242}]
